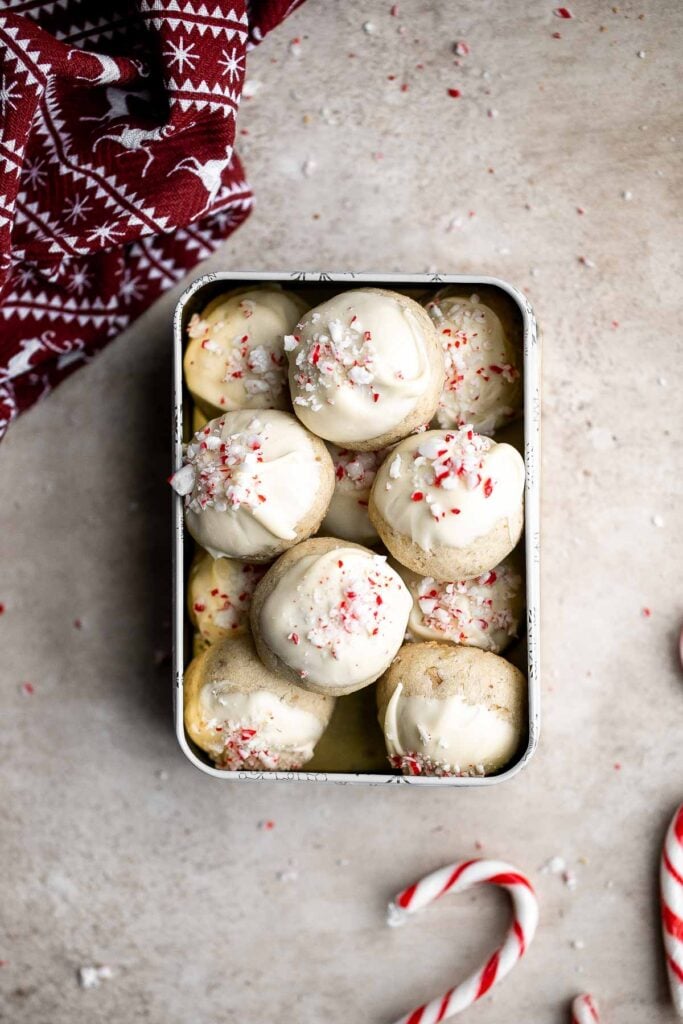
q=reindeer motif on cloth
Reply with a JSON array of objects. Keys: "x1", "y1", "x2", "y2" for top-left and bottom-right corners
[{"x1": 0, "y1": 0, "x2": 306, "y2": 438}]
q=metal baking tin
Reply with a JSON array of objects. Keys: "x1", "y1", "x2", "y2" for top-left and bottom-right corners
[{"x1": 172, "y1": 272, "x2": 541, "y2": 785}]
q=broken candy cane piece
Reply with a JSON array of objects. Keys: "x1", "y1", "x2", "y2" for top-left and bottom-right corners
[{"x1": 168, "y1": 463, "x2": 195, "y2": 496}]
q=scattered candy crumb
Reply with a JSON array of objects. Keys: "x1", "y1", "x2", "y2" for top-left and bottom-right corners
[
  {"x1": 447, "y1": 88, "x2": 461, "y2": 98},
  {"x1": 614, "y1": 763, "x2": 622, "y2": 771},
  {"x1": 73, "y1": 618, "x2": 82, "y2": 629},
  {"x1": 78, "y1": 965, "x2": 114, "y2": 989},
  {"x1": 276, "y1": 868, "x2": 299, "y2": 882},
  {"x1": 20, "y1": 682, "x2": 35, "y2": 696},
  {"x1": 571, "y1": 939, "x2": 585, "y2": 950},
  {"x1": 651, "y1": 514, "x2": 664, "y2": 527},
  {"x1": 553, "y1": 7, "x2": 573, "y2": 18},
  {"x1": 641, "y1": 607, "x2": 651, "y2": 618},
  {"x1": 259, "y1": 819, "x2": 275, "y2": 830},
  {"x1": 541, "y1": 855, "x2": 566, "y2": 874}
]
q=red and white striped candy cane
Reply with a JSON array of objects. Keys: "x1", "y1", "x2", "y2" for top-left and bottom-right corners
[
  {"x1": 661, "y1": 803, "x2": 683, "y2": 1017},
  {"x1": 571, "y1": 993, "x2": 600, "y2": 1023},
  {"x1": 387, "y1": 858, "x2": 538, "y2": 1024}
]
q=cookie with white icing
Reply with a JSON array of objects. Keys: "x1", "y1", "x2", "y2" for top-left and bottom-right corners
[
  {"x1": 319, "y1": 444, "x2": 388, "y2": 545},
  {"x1": 188, "y1": 548, "x2": 267, "y2": 645},
  {"x1": 369, "y1": 425, "x2": 524, "y2": 580},
  {"x1": 184, "y1": 286, "x2": 309, "y2": 419},
  {"x1": 425, "y1": 291, "x2": 522, "y2": 435},
  {"x1": 395, "y1": 556, "x2": 524, "y2": 654},
  {"x1": 170, "y1": 409, "x2": 335, "y2": 561},
  {"x1": 377, "y1": 641, "x2": 526, "y2": 777},
  {"x1": 250, "y1": 537, "x2": 412, "y2": 696},
  {"x1": 184, "y1": 634, "x2": 335, "y2": 771},
  {"x1": 286, "y1": 288, "x2": 444, "y2": 450}
]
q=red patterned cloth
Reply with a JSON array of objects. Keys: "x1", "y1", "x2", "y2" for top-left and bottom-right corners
[{"x1": 0, "y1": 0, "x2": 303, "y2": 438}]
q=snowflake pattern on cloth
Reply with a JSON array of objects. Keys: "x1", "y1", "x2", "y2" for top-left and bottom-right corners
[{"x1": 0, "y1": 0, "x2": 305, "y2": 438}]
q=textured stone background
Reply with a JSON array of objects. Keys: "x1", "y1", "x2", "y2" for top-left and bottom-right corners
[{"x1": 1, "y1": 2, "x2": 681, "y2": 1021}]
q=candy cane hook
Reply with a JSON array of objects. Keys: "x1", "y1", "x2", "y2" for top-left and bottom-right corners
[{"x1": 387, "y1": 858, "x2": 538, "y2": 1024}]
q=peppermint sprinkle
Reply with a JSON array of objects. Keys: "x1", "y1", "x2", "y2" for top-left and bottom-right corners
[
  {"x1": 222, "y1": 334, "x2": 287, "y2": 404},
  {"x1": 78, "y1": 965, "x2": 114, "y2": 989},
  {"x1": 292, "y1": 314, "x2": 378, "y2": 409},
  {"x1": 415, "y1": 567, "x2": 520, "y2": 650},
  {"x1": 332, "y1": 448, "x2": 384, "y2": 492},
  {"x1": 168, "y1": 463, "x2": 195, "y2": 496},
  {"x1": 411, "y1": 426, "x2": 492, "y2": 496},
  {"x1": 553, "y1": 7, "x2": 573, "y2": 17},
  {"x1": 389, "y1": 453, "x2": 402, "y2": 479},
  {"x1": 179, "y1": 418, "x2": 266, "y2": 515},
  {"x1": 303, "y1": 556, "x2": 397, "y2": 658}
]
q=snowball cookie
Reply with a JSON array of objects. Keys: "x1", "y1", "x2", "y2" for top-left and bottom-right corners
[
  {"x1": 319, "y1": 445, "x2": 389, "y2": 545},
  {"x1": 170, "y1": 410, "x2": 335, "y2": 561},
  {"x1": 395, "y1": 556, "x2": 524, "y2": 654},
  {"x1": 188, "y1": 548, "x2": 267, "y2": 645},
  {"x1": 250, "y1": 536, "x2": 412, "y2": 696},
  {"x1": 286, "y1": 288, "x2": 444, "y2": 450},
  {"x1": 377, "y1": 641, "x2": 526, "y2": 777},
  {"x1": 184, "y1": 634, "x2": 335, "y2": 771},
  {"x1": 184, "y1": 285, "x2": 309, "y2": 419},
  {"x1": 425, "y1": 291, "x2": 522, "y2": 435},
  {"x1": 369, "y1": 426, "x2": 525, "y2": 580}
]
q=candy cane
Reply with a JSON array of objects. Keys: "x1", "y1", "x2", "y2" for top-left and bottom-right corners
[
  {"x1": 571, "y1": 993, "x2": 600, "y2": 1023},
  {"x1": 387, "y1": 858, "x2": 538, "y2": 1024},
  {"x1": 661, "y1": 803, "x2": 683, "y2": 1017}
]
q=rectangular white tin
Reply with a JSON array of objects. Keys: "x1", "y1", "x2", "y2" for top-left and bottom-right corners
[{"x1": 172, "y1": 271, "x2": 541, "y2": 785}]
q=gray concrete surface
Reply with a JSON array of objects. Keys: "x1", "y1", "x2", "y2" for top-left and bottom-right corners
[{"x1": 1, "y1": 1, "x2": 682, "y2": 1021}]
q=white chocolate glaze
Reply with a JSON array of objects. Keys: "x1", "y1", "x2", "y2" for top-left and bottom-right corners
[
  {"x1": 286, "y1": 289, "x2": 436, "y2": 443},
  {"x1": 188, "y1": 551, "x2": 266, "y2": 643},
  {"x1": 260, "y1": 547, "x2": 411, "y2": 690},
  {"x1": 372, "y1": 426, "x2": 525, "y2": 551},
  {"x1": 426, "y1": 293, "x2": 521, "y2": 435},
  {"x1": 383, "y1": 682, "x2": 519, "y2": 776},
  {"x1": 184, "y1": 287, "x2": 307, "y2": 416},
  {"x1": 398, "y1": 559, "x2": 523, "y2": 653},
  {"x1": 197, "y1": 684, "x2": 325, "y2": 769},
  {"x1": 320, "y1": 445, "x2": 387, "y2": 544},
  {"x1": 171, "y1": 410, "x2": 324, "y2": 559}
]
